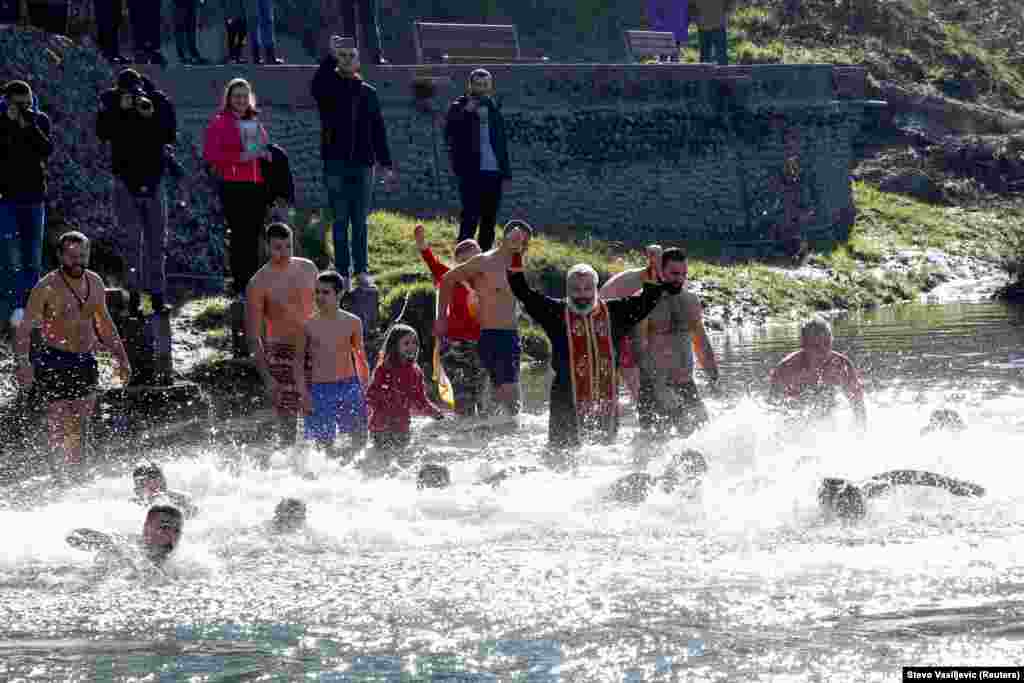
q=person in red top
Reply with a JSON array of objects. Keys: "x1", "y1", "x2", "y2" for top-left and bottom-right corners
[
  {"x1": 202, "y1": 78, "x2": 271, "y2": 298},
  {"x1": 365, "y1": 324, "x2": 447, "y2": 452},
  {"x1": 414, "y1": 223, "x2": 487, "y2": 418}
]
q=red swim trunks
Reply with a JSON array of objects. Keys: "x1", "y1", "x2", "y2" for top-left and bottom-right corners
[
  {"x1": 618, "y1": 336, "x2": 636, "y2": 370},
  {"x1": 265, "y1": 342, "x2": 311, "y2": 416}
]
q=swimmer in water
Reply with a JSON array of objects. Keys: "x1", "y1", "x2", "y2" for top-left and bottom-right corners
[
  {"x1": 604, "y1": 449, "x2": 709, "y2": 505},
  {"x1": 818, "y1": 470, "x2": 985, "y2": 521},
  {"x1": 920, "y1": 408, "x2": 966, "y2": 436},
  {"x1": 269, "y1": 497, "x2": 308, "y2": 533},
  {"x1": 131, "y1": 462, "x2": 199, "y2": 519},
  {"x1": 768, "y1": 317, "x2": 867, "y2": 432},
  {"x1": 66, "y1": 504, "x2": 184, "y2": 568}
]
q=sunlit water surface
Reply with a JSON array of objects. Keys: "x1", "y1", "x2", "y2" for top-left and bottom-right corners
[{"x1": 2, "y1": 301, "x2": 1023, "y2": 682}]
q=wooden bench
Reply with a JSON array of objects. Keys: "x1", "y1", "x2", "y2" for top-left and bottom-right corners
[
  {"x1": 413, "y1": 21, "x2": 547, "y2": 64},
  {"x1": 624, "y1": 30, "x2": 680, "y2": 62}
]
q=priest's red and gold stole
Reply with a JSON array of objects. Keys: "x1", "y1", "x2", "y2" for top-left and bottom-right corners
[{"x1": 565, "y1": 301, "x2": 618, "y2": 435}]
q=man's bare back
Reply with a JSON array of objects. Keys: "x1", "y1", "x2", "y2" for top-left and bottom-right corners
[
  {"x1": 306, "y1": 312, "x2": 365, "y2": 384},
  {"x1": 439, "y1": 248, "x2": 517, "y2": 331},
  {"x1": 35, "y1": 270, "x2": 106, "y2": 353},
  {"x1": 770, "y1": 349, "x2": 859, "y2": 400},
  {"x1": 248, "y1": 258, "x2": 318, "y2": 344}
]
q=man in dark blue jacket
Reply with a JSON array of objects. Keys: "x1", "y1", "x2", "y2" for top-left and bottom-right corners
[
  {"x1": 0, "y1": 80, "x2": 52, "y2": 330},
  {"x1": 97, "y1": 69, "x2": 177, "y2": 312},
  {"x1": 444, "y1": 69, "x2": 511, "y2": 252},
  {"x1": 310, "y1": 36, "x2": 395, "y2": 289}
]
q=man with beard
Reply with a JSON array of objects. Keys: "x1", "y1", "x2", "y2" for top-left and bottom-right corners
[
  {"x1": 768, "y1": 316, "x2": 867, "y2": 431},
  {"x1": 15, "y1": 231, "x2": 132, "y2": 474},
  {"x1": 246, "y1": 223, "x2": 318, "y2": 447},
  {"x1": 600, "y1": 247, "x2": 720, "y2": 439},
  {"x1": 506, "y1": 232, "x2": 681, "y2": 451}
]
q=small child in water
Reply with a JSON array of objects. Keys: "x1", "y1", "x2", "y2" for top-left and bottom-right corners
[
  {"x1": 365, "y1": 324, "x2": 447, "y2": 452},
  {"x1": 301, "y1": 271, "x2": 370, "y2": 454}
]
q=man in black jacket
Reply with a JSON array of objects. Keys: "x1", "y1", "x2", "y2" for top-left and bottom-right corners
[
  {"x1": 310, "y1": 36, "x2": 395, "y2": 288},
  {"x1": 0, "y1": 80, "x2": 52, "y2": 330},
  {"x1": 506, "y1": 231, "x2": 680, "y2": 452},
  {"x1": 444, "y1": 69, "x2": 510, "y2": 252},
  {"x1": 96, "y1": 69, "x2": 177, "y2": 312}
]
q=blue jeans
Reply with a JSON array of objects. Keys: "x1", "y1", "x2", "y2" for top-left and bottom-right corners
[
  {"x1": 324, "y1": 161, "x2": 374, "y2": 276},
  {"x1": 0, "y1": 200, "x2": 45, "y2": 313},
  {"x1": 247, "y1": 0, "x2": 275, "y2": 50}
]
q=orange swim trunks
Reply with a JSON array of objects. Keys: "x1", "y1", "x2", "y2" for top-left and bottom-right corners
[{"x1": 265, "y1": 342, "x2": 311, "y2": 415}]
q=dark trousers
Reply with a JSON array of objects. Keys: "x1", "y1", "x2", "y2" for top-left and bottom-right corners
[
  {"x1": 456, "y1": 171, "x2": 503, "y2": 252},
  {"x1": 94, "y1": 0, "x2": 124, "y2": 58},
  {"x1": 173, "y1": 0, "x2": 201, "y2": 59},
  {"x1": 698, "y1": 27, "x2": 728, "y2": 65},
  {"x1": 219, "y1": 181, "x2": 267, "y2": 296},
  {"x1": 128, "y1": 0, "x2": 162, "y2": 53},
  {"x1": 342, "y1": 0, "x2": 383, "y2": 62}
]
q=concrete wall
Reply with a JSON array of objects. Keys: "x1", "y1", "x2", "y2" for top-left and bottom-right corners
[{"x1": 144, "y1": 62, "x2": 874, "y2": 278}]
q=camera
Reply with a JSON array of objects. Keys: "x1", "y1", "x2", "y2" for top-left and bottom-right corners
[{"x1": 136, "y1": 96, "x2": 153, "y2": 113}]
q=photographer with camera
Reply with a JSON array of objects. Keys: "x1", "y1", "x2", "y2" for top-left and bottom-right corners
[
  {"x1": 0, "y1": 80, "x2": 53, "y2": 330},
  {"x1": 444, "y1": 69, "x2": 510, "y2": 252},
  {"x1": 97, "y1": 69, "x2": 177, "y2": 313}
]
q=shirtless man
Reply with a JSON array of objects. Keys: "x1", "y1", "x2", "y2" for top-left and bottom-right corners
[
  {"x1": 15, "y1": 231, "x2": 131, "y2": 473},
  {"x1": 768, "y1": 316, "x2": 867, "y2": 431},
  {"x1": 601, "y1": 247, "x2": 719, "y2": 439},
  {"x1": 433, "y1": 219, "x2": 531, "y2": 417},
  {"x1": 246, "y1": 223, "x2": 318, "y2": 446},
  {"x1": 300, "y1": 270, "x2": 370, "y2": 454}
]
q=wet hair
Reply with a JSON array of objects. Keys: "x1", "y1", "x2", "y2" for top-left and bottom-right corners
[
  {"x1": 465, "y1": 68, "x2": 494, "y2": 94},
  {"x1": 133, "y1": 462, "x2": 166, "y2": 487},
  {"x1": 817, "y1": 478, "x2": 866, "y2": 520},
  {"x1": 671, "y1": 449, "x2": 707, "y2": 476},
  {"x1": 502, "y1": 220, "x2": 533, "y2": 239},
  {"x1": 417, "y1": 464, "x2": 451, "y2": 489},
  {"x1": 661, "y1": 247, "x2": 688, "y2": 268},
  {"x1": 221, "y1": 77, "x2": 259, "y2": 118},
  {"x1": 453, "y1": 239, "x2": 480, "y2": 260},
  {"x1": 922, "y1": 408, "x2": 966, "y2": 435},
  {"x1": 800, "y1": 316, "x2": 833, "y2": 343},
  {"x1": 317, "y1": 270, "x2": 347, "y2": 294},
  {"x1": 265, "y1": 222, "x2": 293, "y2": 242},
  {"x1": 57, "y1": 231, "x2": 89, "y2": 253},
  {"x1": 147, "y1": 504, "x2": 184, "y2": 526},
  {"x1": 377, "y1": 323, "x2": 419, "y2": 370},
  {"x1": 566, "y1": 263, "x2": 598, "y2": 287},
  {"x1": 273, "y1": 498, "x2": 307, "y2": 527},
  {"x1": 4, "y1": 80, "x2": 31, "y2": 97}
]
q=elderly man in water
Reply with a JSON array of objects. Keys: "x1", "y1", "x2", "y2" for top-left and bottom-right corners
[{"x1": 768, "y1": 316, "x2": 867, "y2": 431}]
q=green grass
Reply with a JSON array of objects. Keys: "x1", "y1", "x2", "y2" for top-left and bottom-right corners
[{"x1": 191, "y1": 296, "x2": 233, "y2": 331}]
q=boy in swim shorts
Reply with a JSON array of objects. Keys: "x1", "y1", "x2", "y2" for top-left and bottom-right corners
[{"x1": 301, "y1": 271, "x2": 370, "y2": 454}]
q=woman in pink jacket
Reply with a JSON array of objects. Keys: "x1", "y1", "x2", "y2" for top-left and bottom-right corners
[{"x1": 203, "y1": 78, "x2": 271, "y2": 298}]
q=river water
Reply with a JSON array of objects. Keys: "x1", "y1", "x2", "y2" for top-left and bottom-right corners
[{"x1": 2, "y1": 301, "x2": 1023, "y2": 682}]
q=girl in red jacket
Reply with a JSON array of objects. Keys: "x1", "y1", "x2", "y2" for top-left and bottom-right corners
[
  {"x1": 202, "y1": 78, "x2": 271, "y2": 297},
  {"x1": 365, "y1": 324, "x2": 446, "y2": 452}
]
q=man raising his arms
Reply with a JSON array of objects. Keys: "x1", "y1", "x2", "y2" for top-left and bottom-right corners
[
  {"x1": 600, "y1": 246, "x2": 719, "y2": 439},
  {"x1": 246, "y1": 223, "x2": 318, "y2": 447},
  {"x1": 15, "y1": 231, "x2": 131, "y2": 474},
  {"x1": 433, "y1": 220, "x2": 529, "y2": 418}
]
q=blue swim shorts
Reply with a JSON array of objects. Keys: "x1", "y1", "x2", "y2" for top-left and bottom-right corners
[
  {"x1": 304, "y1": 377, "x2": 368, "y2": 444},
  {"x1": 477, "y1": 328, "x2": 521, "y2": 387}
]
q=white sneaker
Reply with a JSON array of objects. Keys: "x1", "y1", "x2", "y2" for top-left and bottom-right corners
[{"x1": 9, "y1": 308, "x2": 24, "y2": 328}]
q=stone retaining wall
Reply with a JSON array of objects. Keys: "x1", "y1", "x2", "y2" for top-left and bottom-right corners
[{"x1": 141, "y1": 62, "x2": 877, "y2": 275}]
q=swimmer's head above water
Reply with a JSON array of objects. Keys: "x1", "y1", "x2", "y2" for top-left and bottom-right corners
[
  {"x1": 272, "y1": 498, "x2": 307, "y2": 533},
  {"x1": 817, "y1": 478, "x2": 867, "y2": 521},
  {"x1": 142, "y1": 504, "x2": 183, "y2": 563},
  {"x1": 921, "y1": 408, "x2": 966, "y2": 436},
  {"x1": 133, "y1": 462, "x2": 167, "y2": 499}
]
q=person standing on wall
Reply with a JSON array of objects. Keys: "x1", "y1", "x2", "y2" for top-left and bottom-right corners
[
  {"x1": 97, "y1": 69, "x2": 177, "y2": 314},
  {"x1": 693, "y1": 0, "x2": 731, "y2": 65},
  {"x1": 127, "y1": 0, "x2": 167, "y2": 66},
  {"x1": 173, "y1": 0, "x2": 210, "y2": 65},
  {"x1": 647, "y1": 0, "x2": 688, "y2": 51},
  {"x1": 247, "y1": 0, "x2": 284, "y2": 64},
  {"x1": 202, "y1": 78, "x2": 272, "y2": 299},
  {"x1": 444, "y1": 69, "x2": 510, "y2": 253},
  {"x1": 310, "y1": 35, "x2": 396, "y2": 289},
  {"x1": 0, "y1": 80, "x2": 52, "y2": 332}
]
